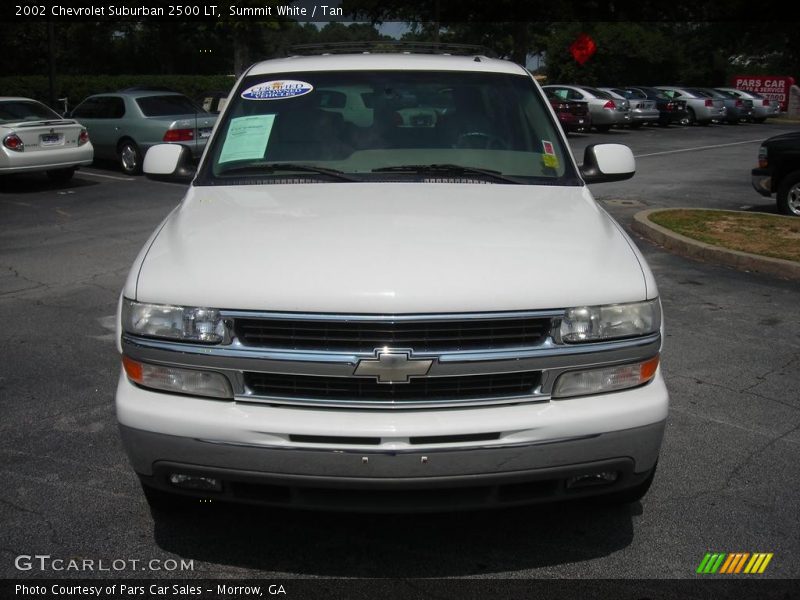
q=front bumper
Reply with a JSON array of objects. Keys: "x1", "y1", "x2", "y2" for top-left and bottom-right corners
[
  {"x1": 751, "y1": 168, "x2": 773, "y2": 197},
  {"x1": 117, "y1": 369, "x2": 668, "y2": 510}
]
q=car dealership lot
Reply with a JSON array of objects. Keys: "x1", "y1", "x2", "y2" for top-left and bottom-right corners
[{"x1": 1, "y1": 122, "x2": 798, "y2": 579}]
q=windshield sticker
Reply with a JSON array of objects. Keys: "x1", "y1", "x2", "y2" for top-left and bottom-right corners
[
  {"x1": 241, "y1": 80, "x2": 314, "y2": 100},
  {"x1": 542, "y1": 140, "x2": 559, "y2": 169},
  {"x1": 218, "y1": 115, "x2": 275, "y2": 163}
]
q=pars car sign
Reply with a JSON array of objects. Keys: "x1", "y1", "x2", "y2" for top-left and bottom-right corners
[{"x1": 731, "y1": 75, "x2": 796, "y2": 111}]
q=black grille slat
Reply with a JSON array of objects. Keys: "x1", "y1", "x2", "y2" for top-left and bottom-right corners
[
  {"x1": 244, "y1": 371, "x2": 541, "y2": 402},
  {"x1": 234, "y1": 317, "x2": 551, "y2": 351}
]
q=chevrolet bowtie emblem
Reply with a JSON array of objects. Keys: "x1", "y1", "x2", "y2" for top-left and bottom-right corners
[{"x1": 353, "y1": 350, "x2": 433, "y2": 384}]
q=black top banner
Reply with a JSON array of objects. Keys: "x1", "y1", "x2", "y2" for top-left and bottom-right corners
[{"x1": 2, "y1": 0, "x2": 796, "y2": 23}]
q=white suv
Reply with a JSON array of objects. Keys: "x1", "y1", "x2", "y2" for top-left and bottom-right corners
[{"x1": 117, "y1": 49, "x2": 668, "y2": 511}]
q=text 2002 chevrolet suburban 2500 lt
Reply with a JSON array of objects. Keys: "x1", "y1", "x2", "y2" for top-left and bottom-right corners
[{"x1": 116, "y1": 48, "x2": 668, "y2": 512}]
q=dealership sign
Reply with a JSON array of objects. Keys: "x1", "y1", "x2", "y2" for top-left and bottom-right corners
[{"x1": 731, "y1": 75, "x2": 796, "y2": 111}]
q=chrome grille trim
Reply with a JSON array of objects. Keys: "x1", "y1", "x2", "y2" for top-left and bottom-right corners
[
  {"x1": 226, "y1": 310, "x2": 560, "y2": 353},
  {"x1": 219, "y1": 309, "x2": 565, "y2": 322},
  {"x1": 121, "y1": 331, "x2": 660, "y2": 409},
  {"x1": 243, "y1": 370, "x2": 543, "y2": 405}
]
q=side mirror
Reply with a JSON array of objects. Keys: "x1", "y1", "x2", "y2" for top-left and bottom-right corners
[
  {"x1": 143, "y1": 144, "x2": 196, "y2": 182},
  {"x1": 580, "y1": 143, "x2": 635, "y2": 183}
]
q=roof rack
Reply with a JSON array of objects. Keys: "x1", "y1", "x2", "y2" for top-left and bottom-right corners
[{"x1": 287, "y1": 41, "x2": 497, "y2": 59}]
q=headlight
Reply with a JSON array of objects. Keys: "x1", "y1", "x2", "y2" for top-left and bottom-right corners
[
  {"x1": 557, "y1": 299, "x2": 660, "y2": 343},
  {"x1": 122, "y1": 299, "x2": 226, "y2": 343}
]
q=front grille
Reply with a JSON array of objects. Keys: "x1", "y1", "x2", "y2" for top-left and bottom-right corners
[
  {"x1": 243, "y1": 371, "x2": 541, "y2": 403},
  {"x1": 234, "y1": 316, "x2": 552, "y2": 352}
]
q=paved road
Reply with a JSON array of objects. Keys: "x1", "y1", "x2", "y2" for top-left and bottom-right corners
[{"x1": 1, "y1": 122, "x2": 798, "y2": 581}]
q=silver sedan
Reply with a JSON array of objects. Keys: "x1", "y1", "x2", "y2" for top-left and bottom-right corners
[
  {"x1": 714, "y1": 88, "x2": 780, "y2": 123},
  {"x1": 655, "y1": 86, "x2": 726, "y2": 125},
  {"x1": 599, "y1": 88, "x2": 660, "y2": 128},
  {"x1": 0, "y1": 97, "x2": 93, "y2": 182}
]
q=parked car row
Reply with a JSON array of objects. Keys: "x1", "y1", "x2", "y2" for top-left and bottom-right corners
[
  {"x1": 1, "y1": 80, "x2": 785, "y2": 184},
  {"x1": 1, "y1": 88, "x2": 219, "y2": 181},
  {"x1": 543, "y1": 84, "x2": 781, "y2": 133}
]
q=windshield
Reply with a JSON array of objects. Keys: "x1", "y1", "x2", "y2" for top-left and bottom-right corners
[
  {"x1": 136, "y1": 95, "x2": 204, "y2": 116},
  {"x1": 199, "y1": 70, "x2": 576, "y2": 185},
  {"x1": 0, "y1": 100, "x2": 61, "y2": 124}
]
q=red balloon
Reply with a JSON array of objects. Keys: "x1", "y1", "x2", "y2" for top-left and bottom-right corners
[{"x1": 570, "y1": 33, "x2": 597, "y2": 65}]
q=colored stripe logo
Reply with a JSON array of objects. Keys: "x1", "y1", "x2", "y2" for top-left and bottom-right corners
[{"x1": 696, "y1": 552, "x2": 773, "y2": 574}]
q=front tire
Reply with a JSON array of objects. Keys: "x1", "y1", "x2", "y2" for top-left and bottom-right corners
[
  {"x1": 777, "y1": 170, "x2": 800, "y2": 216},
  {"x1": 46, "y1": 167, "x2": 76, "y2": 183},
  {"x1": 118, "y1": 140, "x2": 142, "y2": 175},
  {"x1": 595, "y1": 124, "x2": 612, "y2": 133}
]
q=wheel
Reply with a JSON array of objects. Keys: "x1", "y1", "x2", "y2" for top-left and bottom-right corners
[
  {"x1": 46, "y1": 167, "x2": 76, "y2": 183},
  {"x1": 595, "y1": 124, "x2": 612, "y2": 133},
  {"x1": 118, "y1": 140, "x2": 142, "y2": 175},
  {"x1": 454, "y1": 132, "x2": 508, "y2": 150},
  {"x1": 597, "y1": 463, "x2": 657, "y2": 504},
  {"x1": 630, "y1": 122, "x2": 642, "y2": 129},
  {"x1": 777, "y1": 170, "x2": 800, "y2": 217},
  {"x1": 684, "y1": 108, "x2": 696, "y2": 126},
  {"x1": 754, "y1": 117, "x2": 767, "y2": 124}
]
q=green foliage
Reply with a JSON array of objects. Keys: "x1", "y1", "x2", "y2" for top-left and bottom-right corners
[
  {"x1": 543, "y1": 23, "x2": 678, "y2": 85},
  {"x1": 1, "y1": 16, "x2": 795, "y2": 86},
  {"x1": 0, "y1": 75, "x2": 237, "y2": 111}
]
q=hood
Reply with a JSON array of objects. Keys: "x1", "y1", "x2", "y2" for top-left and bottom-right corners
[
  {"x1": 764, "y1": 132, "x2": 800, "y2": 146},
  {"x1": 134, "y1": 183, "x2": 647, "y2": 313}
]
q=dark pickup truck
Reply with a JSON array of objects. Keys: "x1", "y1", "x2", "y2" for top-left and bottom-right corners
[{"x1": 752, "y1": 132, "x2": 800, "y2": 216}]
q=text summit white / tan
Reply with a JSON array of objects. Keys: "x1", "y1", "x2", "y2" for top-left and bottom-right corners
[{"x1": 116, "y1": 52, "x2": 668, "y2": 512}]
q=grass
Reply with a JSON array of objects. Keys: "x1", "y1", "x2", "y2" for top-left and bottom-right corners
[
  {"x1": 768, "y1": 115, "x2": 800, "y2": 124},
  {"x1": 649, "y1": 209, "x2": 800, "y2": 263}
]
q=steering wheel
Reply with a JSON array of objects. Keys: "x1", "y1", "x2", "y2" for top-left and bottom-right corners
[{"x1": 454, "y1": 131, "x2": 509, "y2": 150}]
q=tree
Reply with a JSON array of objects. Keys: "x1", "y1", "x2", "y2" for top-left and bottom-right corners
[{"x1": 542, "y1": 23, "x2": 678, "y2": 85}]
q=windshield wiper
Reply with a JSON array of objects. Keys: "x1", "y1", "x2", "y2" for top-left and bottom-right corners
[
  {"x1": 217, "y1": 162, "x2": 360, "y2": 182},
  {"x1": 372, "y1": 164, "x2": 524, "y2": 184}
]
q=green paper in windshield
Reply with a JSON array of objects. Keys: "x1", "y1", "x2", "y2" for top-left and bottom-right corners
[{"x1": 219, "y1": 114, "x2": 275, "y2": 163}]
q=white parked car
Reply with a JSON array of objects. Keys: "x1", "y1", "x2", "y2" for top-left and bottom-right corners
[
  {"x1": 117, "y1": 49, "x2": 669, "y2": 512},
  {"x1": 0, "y1": 96, "x2": 93, "y2": 182}
]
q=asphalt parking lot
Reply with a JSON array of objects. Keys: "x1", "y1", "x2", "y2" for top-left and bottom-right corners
[{"x1": 1, "y1": 121, "x2": 799, "y2": 581}]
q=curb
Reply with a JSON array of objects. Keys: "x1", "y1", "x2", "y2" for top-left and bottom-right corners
[{"x1": 632, "y1": 208, "x2": 800, "y2": 281}]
